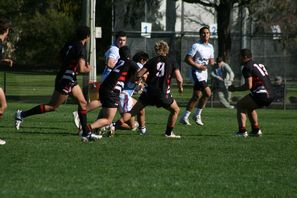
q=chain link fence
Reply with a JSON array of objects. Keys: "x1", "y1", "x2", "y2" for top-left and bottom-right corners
[{"x1": 1, "y1": 31, "x2": 297, "y2": 109}]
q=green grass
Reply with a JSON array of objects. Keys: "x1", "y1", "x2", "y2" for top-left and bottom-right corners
[{"x1": 0, "y1": 102, "x2": 297, "y2": 197}]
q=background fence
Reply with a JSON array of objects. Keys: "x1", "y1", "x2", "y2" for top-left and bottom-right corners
[{"x1": 1, "y1": 31, "x2": 297, "y2": 109}]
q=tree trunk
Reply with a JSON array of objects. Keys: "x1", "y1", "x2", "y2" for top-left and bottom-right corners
[
  {"x1": 216, "y1": 2, "x2": 232, "y2": 62},
  {"x1": 166, "y1": 0, "x2": 178, "y2": 60}
]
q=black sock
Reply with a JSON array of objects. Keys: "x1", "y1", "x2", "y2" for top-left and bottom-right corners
[
  {"x1": 252, "y1": 125, "x2": 259, "y2": 132},
  {"x1": 165, "y1": 126, "x2": 173, "y2": 135},
  {"x1": 78, "y1": 109, "x2": 89, "y2": 136},
  {"x1": 22, "y1": 104, "x2": 45, "y2": 118},
  {"x1": 239, "y1": 126, "x2": 246, "y2": 133},
  {"x1": 114, "y1": 120, "x2": 124, "y2": 130}
]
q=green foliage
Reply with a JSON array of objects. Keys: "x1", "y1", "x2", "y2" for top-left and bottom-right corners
[
  {"x1": 114, "y1": 0, "x2": 164, "y2": 31},
  {"x1": 250, "y1": 0, "x2": 297, "y2": 41},
  {"x1": 16, "y1": 9, "x2": 75, "y2": 66},
  {"x1": 0, "y1": 0, "x2": 82, "y2": 67}
]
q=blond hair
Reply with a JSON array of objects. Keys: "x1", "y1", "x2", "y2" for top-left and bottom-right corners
[{"x1": 154, "y1": 40, "x2": 169, "y2": 56}]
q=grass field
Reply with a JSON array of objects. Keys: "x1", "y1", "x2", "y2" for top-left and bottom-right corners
[{"x1": 0, "y1": 102, "x2": 296, "y2": 197}]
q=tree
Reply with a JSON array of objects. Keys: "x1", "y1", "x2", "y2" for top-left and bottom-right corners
[
  {"x1": 0, "y1": 0, "x2": 82, "y2": 67},
  {"x1": 182, "y1": 0, "x2": 250, "y2": 62},
  {"x1": 113, "y1": 0, "x2": 163, "y2": 31},
  {"x1": 249, "y1": 0, "x2": 297, "y2": 48}
]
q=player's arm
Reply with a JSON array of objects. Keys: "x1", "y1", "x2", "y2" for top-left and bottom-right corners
[
  {"x1": 210, "y1": 66, "x2": 223, "y2": 81},
  {"x1": 174, "y1": 69, "x2": 184, "y2": 93},
  {"x1": 1, "y1": 58, "x2": 13, "y2": 67},
  {"x1": 78, "y1": 58, "x2": 91, "y2": 73},
  {"x1": 228, "y1": 76, "x2": 252, "y2": 92},
  {"x1": 0, "y1": 88, "x2": 7, "y2": 118},
  {"x1": 208, "y1": 58, "x2": 215, "y2": 66},
  {"x1": 136, "y1": 67, "x2": 148, "y2": 79},
  {"x1": 184, "y1": 55, "x2": 207, "y2": 71},
  {"x1": 224, "y1": 63, "x2": 235, "y2": 81},
  {"x1": 106, "y1": 57, "x2": 117, "y2": 69}
]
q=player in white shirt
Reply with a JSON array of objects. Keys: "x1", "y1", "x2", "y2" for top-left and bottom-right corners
[
  {"x1": 102, "y1": 31, "x2": 127, "y2": 80},
  {"x1": 180, "y1": 26, "x2": 215, "y2": 126}
]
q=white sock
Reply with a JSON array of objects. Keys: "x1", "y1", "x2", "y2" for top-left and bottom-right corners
[
  {"x1": 183, "y1": 111, "x2": 191, "y2": 119},
  {"x1": 194, "y1": 108, "x2": 203, "y2": 117},
  {"x1": 140, "y1": 126, "x2": 146, "y2": 134}
]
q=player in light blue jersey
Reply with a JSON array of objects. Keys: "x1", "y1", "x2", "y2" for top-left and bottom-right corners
[
  {"x1": 180, "y1": 26, "x2": 215, "y2": 126},
  {"x1": 102, "y1": 31, "x2": 127, "y2": 81}
]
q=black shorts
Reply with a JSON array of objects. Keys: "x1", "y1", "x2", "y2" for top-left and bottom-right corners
[
  {"x1": 250, "y1": 93, "x2": 274, "y2": 107},
  {"x1": 99, "y1": 88, "x2": 119, "y2": 108},
  {"x1": 55, "y1": 74, "x2": 77, "y2": 95},
  {"x1": 139, "y1": 91, "x2": 174, "y2": 108},
  {"x1": 193, "y1": 81, "x2": 208, "y2": 91}
]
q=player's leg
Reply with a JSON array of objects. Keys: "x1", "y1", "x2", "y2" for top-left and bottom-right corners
[
  {"x1": 89, "y1": 107, "x2": 117, "y2": 130},
  {"x1": 0, "y1": 88, "x2": 7, "y2": 119},
  {"x1": 235, "y1": 94, "x2": 258, "y2": 137},
  {"x1": 218, "y1": 89, "x2": 234, "y2": 109},
  {"x1": 137, "y1": 107, "x2": 146, "y2": 135},
  {"x1": 0, "y1": 88, "x2": 7, "y2": 145},
  {"x1": 247, "y1": 109, "x2": 262, "y2": 136},
  {"x1": 15, "y1": 89, "x2": 67, "y2": 130},
  {"x1": 193, "y1": 86, "x2": 211, "y2": 126},
  {"x1": 179, "y1": 88, "x2": 200, "y2": 125},
  {"x1": 87, "y1": 99, "x2": 102, "y2": 112},
  {"x1": 164, "y1": 99, "x2": 181, "y2": 138},
  {"x1": 71, "y1": 84, "x2": 92, "y2": 137},
  {"x1": 118, "y1": 94, "x2": 137, "y2": 130},
  {"x1": 114, "y1": 100, "x2": 145, "y2": 131}
]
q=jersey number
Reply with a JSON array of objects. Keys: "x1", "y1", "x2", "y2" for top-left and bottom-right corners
[
  {"x1": 254, "y1": 63, "x2": 268, "y2": 76},
  {"x1": 156, "y1": 62, "x2": 165, "y2": 77}
]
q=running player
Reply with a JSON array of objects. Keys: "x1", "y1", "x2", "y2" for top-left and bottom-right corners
[
  {"x1": 0, "y1": 17, "x2": 12, "y2": 145},
  {"x1": 86, "y1": 46, "x2": 139, "y2": 133},
  {"x1": 14, "y1": 26, "x2": 101, "y2": 142},
  {"x1": 112, "y1": 40, "x2": 183, "y2": 138},
  {"x1": 72, "y1": 31, "x2": 127, "y2": 128},
  {"x1": 179, "y1": 26, "x2": 215, "y2": 126},
  {"x1": 228, "y1": 48, "x2": 274, "y2": 137}
]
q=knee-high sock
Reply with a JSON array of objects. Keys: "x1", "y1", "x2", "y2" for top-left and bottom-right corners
[
  {"x1": 78, "y1": 109, "x2": 89, "y2": 136},
  {"x1": 22, "y1": 104, "x2": 46, "y2": 118}
]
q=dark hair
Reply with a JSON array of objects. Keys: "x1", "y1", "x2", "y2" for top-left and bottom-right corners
[
  {"x1": 119, "y1": 46, "x2": 131, "y2": 60},
  {"x1": 0, "y1": 18, "x2": 11, "y2": 34},
  {"x1": 76, "y1": 26, "x2": 90, "y2": 40},
  {"x1": 115, "y1": 31, "x2": 127, "y2": 39},
  {"x1": 216, "y1": 56, "x2": 223, "y2": 63},
  {"x1": 199, "y1": 26, "x2": 210, "y2": 35},
  {"x1": 240, "y1": 48, "x2": 252, "y2": 58},
  {"x1": 132, "y1": 51, "x2": 149, "y2": 63}
]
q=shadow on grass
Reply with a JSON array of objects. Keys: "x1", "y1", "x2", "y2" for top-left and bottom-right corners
[{"x1": 16, "y1": 131, "x2": 77, "y2": 136}]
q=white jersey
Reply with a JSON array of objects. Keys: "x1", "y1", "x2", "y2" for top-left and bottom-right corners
[
  {"x1": 119, "y1": 62, "x2": 144, "y2": 113},
  {"x1": 102, "y1": 44, "x2": 120, "y2": 81},
  {"x1": 187, "y1": 40, "x2": 214, "y2": 82}
]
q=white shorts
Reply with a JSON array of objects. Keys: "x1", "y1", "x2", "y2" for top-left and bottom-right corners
[{"x1": 119, "y1": 91, "x2": 135, "y2": 114}]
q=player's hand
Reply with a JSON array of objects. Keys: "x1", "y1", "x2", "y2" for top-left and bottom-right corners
[
  {"x1": 199, "y1": 64, "x2": 207, "y2": 71},
  {"x1": 2, "y1": 59, "x2": 13, "y2": 67},
  {"x1": 218, "y1": 77, "x2": 224, "y2": 81}
]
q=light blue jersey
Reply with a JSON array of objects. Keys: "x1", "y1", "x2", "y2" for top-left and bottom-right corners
[{"x1": 102, "y1": 44, "x2": 120, "y2": 81}]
